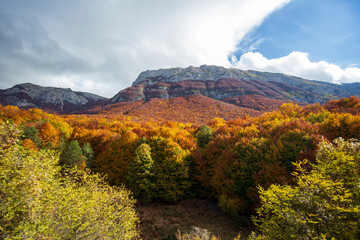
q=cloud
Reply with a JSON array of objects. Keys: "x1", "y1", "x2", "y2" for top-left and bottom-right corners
[
  {"x1": 232, "y1": 51, "x2": 360, "y2": 84},
  {"x1": 0, "y1": 0, "x2": 291, "y2": 97}
]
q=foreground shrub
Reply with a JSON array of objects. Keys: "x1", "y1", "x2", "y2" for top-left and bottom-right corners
[
  {"x1": 254, "y1": 138, "x2": 360, "y2": 239},
  {"x1": 0, "y1": 122, "x2": 139, "y2": 239}
]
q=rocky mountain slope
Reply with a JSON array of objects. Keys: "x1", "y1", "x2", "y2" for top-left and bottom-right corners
[
  {"x1": 112, "y1": 65, "x2": 360, "y2": 104},
  {"x1": 0, "y1": 83, "x2": 107, "y2": 113}
]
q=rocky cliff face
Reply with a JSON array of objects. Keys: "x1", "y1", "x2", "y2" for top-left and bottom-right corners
[
  {"x1": 113, "y1": 65, "x2": 359, "y2": 104},
  {"x1": 0, "y1": 83, "x2": 107, "y2": 113}
]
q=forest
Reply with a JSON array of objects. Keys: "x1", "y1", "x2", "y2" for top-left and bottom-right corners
[{"x1": 1, "y1": 96, "x2": 360, "y2": 239}]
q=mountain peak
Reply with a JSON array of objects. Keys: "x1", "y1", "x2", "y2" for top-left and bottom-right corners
[{"x1": 132, "y1": 65, "x2": 257, "y2": 86}]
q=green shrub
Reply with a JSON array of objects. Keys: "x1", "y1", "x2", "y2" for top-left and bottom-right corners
[{"x1": 254, "y1": 138, "x2": 360, "y2": 239}]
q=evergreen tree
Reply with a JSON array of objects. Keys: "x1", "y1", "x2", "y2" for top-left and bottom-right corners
[
  {"x1": 127, "y1": 143, "x2": 155, "y2": 204},
  {"x1": 22, "y1": 125, "x2": 41, "y2": 147},
  {"x1": 82, "y1": 143, "x2": 94, "y2": 169},
  {"x1": 195, "y1": 125, "x2": 213, "y2": 148},
  {"x1": 59, "y1": 140, "x2": 85, "y2": 169}
]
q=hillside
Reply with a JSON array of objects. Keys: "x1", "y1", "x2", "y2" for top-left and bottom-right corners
[{"x1": 84, "y1": 94, "x2": 259, "y2": 124}]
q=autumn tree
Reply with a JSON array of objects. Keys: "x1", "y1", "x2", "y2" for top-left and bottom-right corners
[
  {"x1": 94, "y1": 131, "x2": 138, "y2": 186},
  {"x1": 21, "y1": 139, "x2": 38, "y2": 150},
  {"x1": 38, "y1": 121, "x2": 60, "y2": 148},
  {"x1": 321, "y1": 113, "x2": 360, "y2": 140}
]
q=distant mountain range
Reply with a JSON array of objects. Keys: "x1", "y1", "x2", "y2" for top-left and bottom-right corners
[
  {"x1": 0, "y1": 83, "x2": 106, "y2": 113},
  {"x1": 1, "y1": 65, "x2": 360, "y2": 115}
]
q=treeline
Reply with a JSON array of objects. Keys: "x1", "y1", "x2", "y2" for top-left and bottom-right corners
[{"x1": 1, "y1": 97, "x2": 360, "y2": 238}]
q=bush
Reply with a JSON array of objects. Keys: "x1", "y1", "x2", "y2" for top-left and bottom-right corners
[
  {"x1": 254, "y1": 138, "x2": 360, "y2": 239},
  {"x1": 0, "y1": 122, "x2": 140, "y2": 239}
]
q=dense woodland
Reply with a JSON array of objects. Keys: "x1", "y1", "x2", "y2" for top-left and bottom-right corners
[{"x1": 1, "y1": 96, "x2": 360, "y2": 239}]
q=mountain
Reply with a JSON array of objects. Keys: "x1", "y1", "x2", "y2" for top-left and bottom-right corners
[
  {"x1": 0, "y1": 83, "x2": 107, "y2": 113},
  {"x1": 2, "y1": 65, "x2": 359, "y2": 119},
  {"x1": 111, "y1": 65, "x2": 360, "y2": 105}
]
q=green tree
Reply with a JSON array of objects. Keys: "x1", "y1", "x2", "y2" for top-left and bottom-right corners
[
  {"x1": 149, "y1": 136, "x2": 190, "y2": 202},
  {"x1": 272, "y1": 129, "x2": 314, "y2": 172},
  {"x1": 21, "y1": 125, "x2": 41, "y2": 147},
  {"x1": 195, "y1": 125, "x2": 213, "y2": 148},
  {"x1": 59, "y1": 140, "x2": 85, "y2": 169},
  {"x1": 0, "y1": 122, "x2": 139, "y2": 239},
  {"x1": 127, "y1": 143, "x2": 155, "y2": 204},
  {"x1": 254, "y1": 138, "x2": 360, "y2": 239},
  {"x1": 82, "y1": 142, "x2": 94, "y2": 169}
]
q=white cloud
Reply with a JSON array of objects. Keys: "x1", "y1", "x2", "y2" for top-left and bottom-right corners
[
  {"x1": 0, "y1": 0, "x2": 291, "y2": 97},
  {"x1": 232, "y1": 51, "x2": 360, "y2": 84}
]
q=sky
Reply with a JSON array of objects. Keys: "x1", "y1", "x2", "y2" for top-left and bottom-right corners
[{"x1": 0, "y1": 0, "x2": 359, "y2": 98}]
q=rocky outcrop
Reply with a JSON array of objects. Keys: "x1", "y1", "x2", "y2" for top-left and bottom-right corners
[
  {"x1": 132, "y1": 65, "x2": 257, "y2": 86},
  {"x1": 0, "y1": 83, "x2": 107, "y2": 113},
  {"x1": 112, "y1": 65, "x2": 360, "y2": 105}
]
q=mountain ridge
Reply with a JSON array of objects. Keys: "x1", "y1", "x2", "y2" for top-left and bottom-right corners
[
  {"x1": 113, "y1": 65, "x2": 360, "y2": 104},
  {"x1": 1, "y1": 65, "x2": 360, "y2": 115},
  {"x1": 0, "y1": 82, "x2": 107, "y2": 113}
]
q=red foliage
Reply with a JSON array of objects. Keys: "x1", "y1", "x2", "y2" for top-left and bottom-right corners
[
  {"x1": 82, "y1": 94, "x2": 259, "y2": 124},
  {"x1": 325, "y1": 96, "x2": 360, "y2": 115},
  {"x1": 223, "y1": 94, "x2": 289, "y2": 111}
]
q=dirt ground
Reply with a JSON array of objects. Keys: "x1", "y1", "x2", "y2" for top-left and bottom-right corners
[{"x1": 136, "y1": 198, "x2": 254, "y2": 240}]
